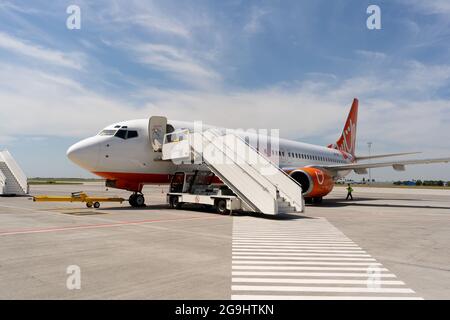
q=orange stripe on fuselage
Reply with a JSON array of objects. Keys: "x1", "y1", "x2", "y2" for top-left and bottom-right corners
[
  {"x1": 94, "y1": 172, "x2": 172, "y2": 183},
  {"x1": 93, "y1": 171, "x2": 223, "y2": 185}
]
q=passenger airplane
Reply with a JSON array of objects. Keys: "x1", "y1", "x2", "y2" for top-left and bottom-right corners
[{"x1": 67, "y1": 99, "x2": 450, "y2": 207}]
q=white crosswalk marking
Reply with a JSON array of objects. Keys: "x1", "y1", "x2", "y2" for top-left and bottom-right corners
[{"x1": 231, "y1": 217, "x2": 423, "y2": 300}]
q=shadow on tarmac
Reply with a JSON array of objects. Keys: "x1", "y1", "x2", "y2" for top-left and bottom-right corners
[
  {"x1": 318, "y1": 197, "x2": 450, "y2": 210},
  {"x1": 99, "y1": 203, "x2": 312, "y2": 220}
]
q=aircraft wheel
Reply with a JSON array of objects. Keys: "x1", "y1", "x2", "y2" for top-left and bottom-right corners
[
  {"x1": 86, "y1": 202, "x2": 93, "y2": 208},
  {"x1": 93, "y1": 202, "x2": 100, "y2": 209},
  {"x1": 216, "y1": 199, "x2": 228, "y2": 215},
  {"x1": 129, "y1": 194, "x2": 137, "y2": 207},
  {"x1": 135, "y1": 194, "x2": 145, "y2": 207},
  {"x1": 312, "y1": 197, "x2": 323, "y2": 204}
]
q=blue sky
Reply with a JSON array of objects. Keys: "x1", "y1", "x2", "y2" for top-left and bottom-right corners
[{"x1": 0, "y1": 0, "x2": 450, "y2": 180}]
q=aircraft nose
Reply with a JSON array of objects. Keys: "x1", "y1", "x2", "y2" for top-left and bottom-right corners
[{"x1": 67, "y1": 137, "x2": 100, "y2": 171}]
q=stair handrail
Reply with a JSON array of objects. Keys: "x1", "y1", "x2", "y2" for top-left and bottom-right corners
[
  {"x1": 229, "y1": 133, "x2": 304, "y2": 209},
  {"x1": 200, "y1": 130, "x2": 278, "y2": 197},
  {"x1": 191, "y1": 131, "x2": 277, "y2": 213},
  {"x1": 207, "y1": 131, "x2": 303, "y2": 210}
]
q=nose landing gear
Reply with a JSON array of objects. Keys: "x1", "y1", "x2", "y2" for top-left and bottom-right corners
[{"x1": 129, "y1": 193, "x2": 145, "y2": 207}]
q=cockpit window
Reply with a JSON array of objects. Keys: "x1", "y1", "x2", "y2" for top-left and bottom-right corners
[
  {"x1": 127, "y1": 130, "x2": 138, "y2": 139},
  {"x1": 114, "y1": 129, "x2": 139, "y2": 140},
  {"x1": 99, "y1": 130, "x2": 117, "y2": 136},
  {"x1": 114, "y1": 129, "x2": 127, "y2": 139}
]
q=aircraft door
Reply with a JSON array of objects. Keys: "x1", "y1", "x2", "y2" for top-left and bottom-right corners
[{"x1": 149, "y1": 116, "x2": 167, "y2": 152}]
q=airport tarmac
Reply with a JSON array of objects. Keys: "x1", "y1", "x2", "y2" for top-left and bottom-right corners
[{"x1": 0, "y1": 183, "x2": 448, "y2": 299}]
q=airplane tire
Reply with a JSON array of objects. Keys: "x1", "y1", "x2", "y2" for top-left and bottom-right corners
[
  {"x1": 135, "y1": 194, "x2": 145, "y2": 207},
  {"x1": 129, "y1": 194, "x2": 137, "y2": 207},
  {"x1": 312, "y1": 197, "x2": 323, "y2": 204}
]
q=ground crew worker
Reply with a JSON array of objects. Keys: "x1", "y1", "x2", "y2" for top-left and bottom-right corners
[{"x1": 346, "y1": 184, "x2": 354, "y2": 200}]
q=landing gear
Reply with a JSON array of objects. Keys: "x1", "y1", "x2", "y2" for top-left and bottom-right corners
[
  {"x1": 129, "y1": 193, "x2": 145, "y2": 207},
  {"x1": 305, "y1": 197, "x2": 323, "y2": 205}
]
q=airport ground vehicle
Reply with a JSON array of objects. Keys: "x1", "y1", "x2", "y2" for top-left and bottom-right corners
[
  {"x1": 166, "y1": 170, "x2": 242, "y2": 214},
  {"x1": 33, "y1": 191, "x2": 125, "y2": 208}
]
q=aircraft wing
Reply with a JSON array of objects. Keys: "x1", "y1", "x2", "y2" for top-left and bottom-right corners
[
  {"x1": 355, "y1": 151, "x2": 421, "y2": 161},
  {"x1": 320, "y1": 157, "x2": 450, "y2": 174}
]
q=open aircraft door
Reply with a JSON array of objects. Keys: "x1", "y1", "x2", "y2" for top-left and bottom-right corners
[{"x1": 149, "y1": 116, "x2": 167, "y2": 152}]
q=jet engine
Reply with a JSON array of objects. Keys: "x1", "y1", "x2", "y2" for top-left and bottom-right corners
[{"x1": 289, "y1": 167, "x2": 334, "y2": 202}]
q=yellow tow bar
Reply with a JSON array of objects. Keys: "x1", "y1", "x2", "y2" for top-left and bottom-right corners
[{"x1": 33, "y1": 191, "x2": 125, "y2": 208}]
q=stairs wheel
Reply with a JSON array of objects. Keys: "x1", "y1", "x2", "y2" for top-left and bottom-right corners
[
  {"x1": 169, "y1": 196, "x2": 178, "y2": 208},
  {"x1": 86, "y1": 202, "x2": 93, "y2": 208},
  {"x1": 215, "y1": 199, "x2": 228, "y2": 215},
  {"x1": 93, "y1": 202, "x2": 100, "y2": 209}
]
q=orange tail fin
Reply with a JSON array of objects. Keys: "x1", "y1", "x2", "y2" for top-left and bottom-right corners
[{"x1": 328, "y1": 98, "x2": 358, "y2": 157}]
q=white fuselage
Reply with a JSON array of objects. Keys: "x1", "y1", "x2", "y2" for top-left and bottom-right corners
[{"x1": 67, "y1": 118, "x2": 353, "y2": 185}]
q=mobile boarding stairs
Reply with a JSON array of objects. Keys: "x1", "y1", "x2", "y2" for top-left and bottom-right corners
[
  {"x1": 0, "y1": 149, "x2": 28, "y2": 196},
  {"x1": 161, "y1": 129, "x2": 304, "y2": 215}
]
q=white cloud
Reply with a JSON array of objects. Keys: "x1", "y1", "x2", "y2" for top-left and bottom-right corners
[
  {"x1": 401, "y1": 0, "x2": 450, "y2": 14},
  {"x1": 0, "y1": 63, "x2": 142, "y2": 138},
  {"x1": 0, "y1": 32, "x2": 83, "y2": 69},
  {"x1": 132, "y1": 14, "x2": 191, "y2": 38},
  {"x1": 133, "y1": 43, "x2": 221, "y2": 89},
  {"x1": 355, "y1": 50, "x2": 387, "y2": 60},
  {"x1": 92, "y1": 0, "x2": 194, "y2": 38},
  {"x1": 244, "y1": 7, "x2": 269, "y2": 34}
]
